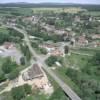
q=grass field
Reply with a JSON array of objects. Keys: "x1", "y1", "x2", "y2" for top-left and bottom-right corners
[
  {"x1": 0, "y1": 27, "x2": 9, "y2": 34},
  {"x1": 72, "y1": 47, "x2": 100, "y2": 55},
  {"x1": 63, "y1": 53, "x2": 90, "y2": 69},
  {"x1": 0, "y1": 8, "x2": 33, "y2": 17},
  {"x1": 32, "y1": 7, "x2": 85, "y2": 13}
]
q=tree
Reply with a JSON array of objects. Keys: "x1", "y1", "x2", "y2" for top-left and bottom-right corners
[
  {"x1": 2, "y1": 58, "x2": 12, "y2": 74},
  {"x1": 8, "y1": 69, "x2": 19, "y2": 80},
  {"x1": 46, "y1": 56, "x2": 58, "y2": 66},
  {"x1": 0, "y1": 72, "x2": 6, "y2": 83},
  {"x1": 20, "y1": 44, "x2": 31, "y2": 61},
  {"x1": 94, "y1": 52, "x2": 100, "y2": 65},
  {"x1": 0, "y1": 32, "x2": 10, "y2": 45},
  {"x1": 64, "y1": 46, "x2": 69, "y2": 54},
  {"x1": 49, "y1": 88, "x2": 69, "y2": 100},
  {"x1": 39, "y1": 48, "x2": 47, "y2": 55},
  {"x1": 20, "y1": 57, "x2": 25, "y2": 65},
  {"x1": 11, "y1": 86, "x2": 25, "y2": 100},
  {"x1": 23, "y1": 84, "x2": 32, "y2": 95}
]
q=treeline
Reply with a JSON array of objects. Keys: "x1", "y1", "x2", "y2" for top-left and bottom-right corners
[
  {"x1": 0, "y1": 28, "x2": 24, "y2": 44},
  {"x1": 20, "y1": 43, "x2": 31, "y2": 62},
  {"x1": 0, "y1": 3, "x2": 100, "y2": 10}
]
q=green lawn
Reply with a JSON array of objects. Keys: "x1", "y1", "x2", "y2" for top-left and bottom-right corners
[
  {"x1": 63, "y1": 53, "x2": 90, "y2": 69},
  {"x1": 71, "y1": 48, "x2": 97, "y2": 55},
  {"x1": 0, "y1": 27, "x2": 9, "y2": 34}
]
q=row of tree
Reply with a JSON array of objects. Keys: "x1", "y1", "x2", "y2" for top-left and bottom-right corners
[{"x1": 20, "y1": 43, "x2": 31, "y2": 62}]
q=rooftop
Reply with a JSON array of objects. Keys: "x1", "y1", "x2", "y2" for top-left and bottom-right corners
[{"x1": 23, "y1": 64, "x2": 43, "y2": 81}]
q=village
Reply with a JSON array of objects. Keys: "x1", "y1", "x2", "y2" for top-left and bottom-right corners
[{"x1": 0, "y1": 5, "x2": 100, "y2": 100}]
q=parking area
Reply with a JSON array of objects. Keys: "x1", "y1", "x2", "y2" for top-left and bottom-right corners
[{"x1": 0, "y1": 42, "x2": 22, "y2": 64}]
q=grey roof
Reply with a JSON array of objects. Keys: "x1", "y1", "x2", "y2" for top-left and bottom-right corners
[
  {"x1": 22, "y1": 64, "x2": 43, "y2": 81},
  {"x1": 28, "y1": 64, "x2": 43, "y2": 79}
]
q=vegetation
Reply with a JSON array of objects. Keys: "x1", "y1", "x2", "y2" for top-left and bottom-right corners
[
  {"x1": 20, "y1": 57, "x2": 26, "y2": 65},
  {"x1": 2, "y1": 58, "x2": 18, "y2": 74},
  {"x1": 28, "y1": 29, "x2": 63, "y2": 43},
  {"x1": 46, "y1": 56, "x2": 63, "y2": 66},
  {"x1": 0, "y1": 8, "x2": 33, "y2": 16},
  {"x1": 46, "y1": 56, "x2": 58, "y2": 66},
  {"x1": 31, "y1": 42, "x2": 47, "y2": 54},
  {"x1": 0, "y1": 27, "x2": 24, "y2": 44},
  {"x1": 1, "y1": 57, "x2": 19, "y2": 81},
  {"x1": 0, "y1": 4, "x2": 100, "y2": 100},
  {"x1": 39, "y1": 47, "x2": 47, "y2": 54},
  {"x1": 11, "y1": 84, "x2": 32, "y2": 100},
  {"x1": 49, "y1": 88, "x2": 69, "y2": 100},
  {"x1": 8, "y1": 69, "x2": 19, "y2": 80},
  {"x1": 64, "y1": 45, "x2": 69, "y2": 54},
  {"x1": 0, "y1": 72, "x2": 6, "y2": 83},
  {"x1": 20, "y1": 43, "x2": 31, "y2": 62},
  {"x1": 65, "y1": 52, "x2": 100, "y2": 100}
]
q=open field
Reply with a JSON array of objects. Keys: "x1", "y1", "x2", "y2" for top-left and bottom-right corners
[
  {"x1": 32, "y1": 7, "x2": 85, "y2": 13},
  {"x1": 63, "y1": 53, "x2": 90, "y2": 69},
  {"x1": 71, "y1": 47, "x2": 100, "y2": 55},
  {"x1": 0, "y1": 8, "x2": 33, "y2": 16}
]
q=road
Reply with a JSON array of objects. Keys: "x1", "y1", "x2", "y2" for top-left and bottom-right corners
[{"x1": 5, "y1": 25, "x2": 82, "y2": 100}]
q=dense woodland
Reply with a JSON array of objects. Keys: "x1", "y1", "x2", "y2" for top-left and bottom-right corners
[{"x1": 66, "y1": 52, "x2": 100, "y2": 100}]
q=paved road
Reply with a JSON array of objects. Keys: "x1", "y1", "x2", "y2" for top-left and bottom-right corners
[{"x1": 5, "y1": 25, "x2": 82, "y2": 100}]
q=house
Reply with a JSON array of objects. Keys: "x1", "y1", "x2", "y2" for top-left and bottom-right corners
[
  {"x1": 23, "y1": 16, "x2": 33, "y2": 22},
  {"x1": 49, "y1": 48, "x2": 65, "y2": 57},
  {"x1": 22, "y1": 64, "x2": 43, "y2": 81},
  {"x1": 6, "y1": 18, "x2": 17, "y2": 26},
  {"x1": 74, "y1": 15, "x2": 80, "y2": 22},
  {"x1": 42, "y1": 24, "x2": 55, "y2": 33},
  {"x1": 77, "y1": 36, "x2": 88, "y2": 46},
  {"x1": 32, "y1": 16, "x2": 40, "y2": 23},
  {"x1": 92, "y1": 41, "x2": 100, "y2": 47},
  {"x1": 39, "y1": 44, "x2": 55, "y2": 52},
  {"x1": 3, "y1": 42, "x2": 14, "y2": 49},
  {"x1": 39, "y1": 43, "x2": 65, "y2": 56},
  {"x1": 92, "y1": 34, "x2": 100, "y2": 39},
  {"x1": 54, "y1": 29, "x2": 66, "y2": 35}
]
